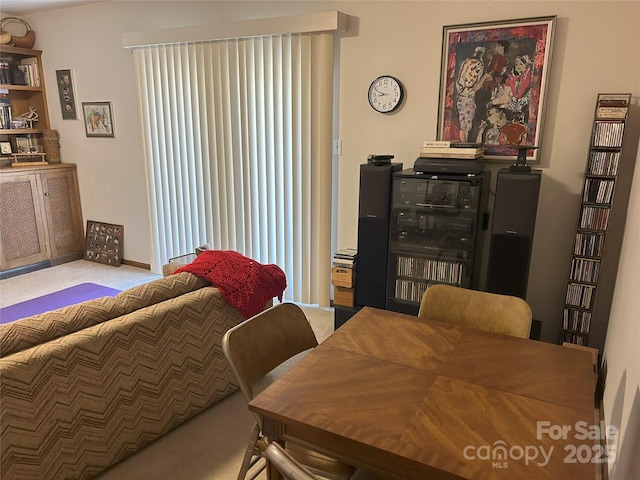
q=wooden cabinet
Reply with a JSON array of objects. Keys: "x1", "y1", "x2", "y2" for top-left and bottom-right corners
[
  {"x1": 0, "y1": 171, "x2": 49, "y2": 269},
  {"x1": 0, "y1": 164, "x2": 84, "y2": 274},
  {"x1": 0, "y1": 46, "x2": 83, "y2": 277},
  {"x1": 40, "y1": 167, "x2": 84, "y2": 258}
]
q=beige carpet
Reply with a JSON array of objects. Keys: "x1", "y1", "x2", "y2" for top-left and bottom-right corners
[
  {"x1": 0, "y1": 260, "x2": 336, "y2": 480},
  {"x1": 0, "y1": 260, "x2": 163, "y2": 308}
]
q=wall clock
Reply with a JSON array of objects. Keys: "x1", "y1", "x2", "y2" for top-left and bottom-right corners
[{"x1": 368, "y1": 75, "x2": 404, "y2": 113}]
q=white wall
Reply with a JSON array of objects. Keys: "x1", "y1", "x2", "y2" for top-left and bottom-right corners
[
  {"x1": 19, "y1": 4, "x2": 640, "y2": 476},
  {"x1": 24, "y1": 1, "x2": 639, "y2": 329},
  {"x1": 602, "y1": 122, "x2": 640, "y2": 479},
  {"x1": 22, "y1": 0, "x2": 636, "y2": 337}
]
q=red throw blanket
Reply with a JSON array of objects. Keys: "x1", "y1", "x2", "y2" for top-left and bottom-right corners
[{"x1": 173, "y1": 250, "x2": 287, "y2": 319}]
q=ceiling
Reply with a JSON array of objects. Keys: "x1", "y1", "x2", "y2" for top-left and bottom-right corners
[{"x1": 1, "y1": 0, "x2": 110, "y2": 16}]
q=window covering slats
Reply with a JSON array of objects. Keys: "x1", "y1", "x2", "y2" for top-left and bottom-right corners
[{"x1": 132, "y1": 32, "x2": 332, "y2": 305}]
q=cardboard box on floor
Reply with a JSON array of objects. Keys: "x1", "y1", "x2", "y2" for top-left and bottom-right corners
[{"x1": 334, "y1": 286, "x2": 354, "y2": 307}]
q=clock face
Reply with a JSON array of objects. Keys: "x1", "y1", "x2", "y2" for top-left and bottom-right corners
[{"x1": 368, "y1": 75, "x2": 404, "y2": 113}]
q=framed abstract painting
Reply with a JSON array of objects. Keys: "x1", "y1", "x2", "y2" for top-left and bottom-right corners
[{"x1": 437, "y1": 16, "x2": 556, "y2": 163}]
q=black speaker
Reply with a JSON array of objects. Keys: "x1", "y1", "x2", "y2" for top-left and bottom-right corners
[
  {"x1": 486, "y1": 168, "x2": 542, "y2": 299},
  {"x1": 355, "y1": 162, "x2": 402, "y2": 308}
]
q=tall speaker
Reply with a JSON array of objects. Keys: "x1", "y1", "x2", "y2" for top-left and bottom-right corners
[
  {"x1": 486, "y1": 168, "x2": 542, "y2": 299},
  {"x1": 355, "y1": 162, "x2": 402, "y2": 308}
]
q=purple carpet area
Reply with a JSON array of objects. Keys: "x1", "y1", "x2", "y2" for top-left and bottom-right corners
[{"x1": 0, "y1": 283, "x2": 121, "y2": 324}]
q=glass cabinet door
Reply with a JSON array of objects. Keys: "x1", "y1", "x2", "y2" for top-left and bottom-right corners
[{"x1": 386, "y1": 171, "x2": 488, "y2": 314}]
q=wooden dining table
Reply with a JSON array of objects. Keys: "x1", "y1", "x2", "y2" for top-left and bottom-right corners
[{"x1": 249, "y1": 306, "x2": 599, "y2": 479}]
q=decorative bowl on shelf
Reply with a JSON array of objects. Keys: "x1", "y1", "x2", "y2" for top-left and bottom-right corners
[{"x1": 0, "y1": 17, "x2": 35, "y2": 49}]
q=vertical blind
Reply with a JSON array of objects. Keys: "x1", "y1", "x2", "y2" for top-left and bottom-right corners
[{"x1": 132, "y1": 32, "x2": 333, "y2": 305}]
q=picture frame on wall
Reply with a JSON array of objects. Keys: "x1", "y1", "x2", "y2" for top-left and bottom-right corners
[
  {"x1": 55, "y1": 69, "x2": 78, "y2": 120},
  {"x1": 82, "y1": 101, "x2": 115, "y2": 137},
  {"x1": 437, "y1": 16, "x2": 556, "y2": 163}
]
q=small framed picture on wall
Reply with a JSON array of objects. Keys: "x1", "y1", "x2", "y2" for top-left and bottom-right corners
[
  {"x1": 56, "y1": 69, "x2": 78, "y2": 119},
  {"x1": 82, "y1": 101, "x2": 115, "y2": 137}
]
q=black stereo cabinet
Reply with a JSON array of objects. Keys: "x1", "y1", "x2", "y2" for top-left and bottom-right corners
[{"x1": 385, "y1": 168, "x2": 490, "y2": 315}]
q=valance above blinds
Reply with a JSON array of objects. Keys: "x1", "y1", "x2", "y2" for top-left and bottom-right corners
[{"x1": 123, "y1": 11, "x2": 348, "y2": 47}]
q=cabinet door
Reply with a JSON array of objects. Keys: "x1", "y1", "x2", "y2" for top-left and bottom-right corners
[
  {"x1": 0, "y1": 173, "x2": 49, "y2": 270},
  {"x1": 386, "y1": 175, "x2": 486, "y2": 314},
  {"x1": 39, "y1": 168, "x2": 84, "y2": 260}
]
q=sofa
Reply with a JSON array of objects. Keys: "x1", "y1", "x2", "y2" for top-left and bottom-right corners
[{"x1": 0, "y1": 270, "x2": 248, "y2": 479}]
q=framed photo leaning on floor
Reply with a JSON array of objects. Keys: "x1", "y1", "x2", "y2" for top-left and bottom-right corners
[{"x1": 84, "y1": 220, "x2": 123, "y2": 266}]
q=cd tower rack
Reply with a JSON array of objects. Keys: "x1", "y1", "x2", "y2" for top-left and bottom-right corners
[{"x1": 560, "y1": 93, "x2": 632, "y2": 349}]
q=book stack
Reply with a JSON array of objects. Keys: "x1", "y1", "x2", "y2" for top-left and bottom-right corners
[
  {"x1": 596, "y1": 95, "x2": 628, "y2": 120},
  {"x1": 0, "y1": 61, "x2": 11, "y2": 85},
  {"x1": 332, "y1": 248, "x2": 357, "y2": 307},
  {"x1": 333, "y1": 248, "x2": 357, "y2": 269},
  {"x1": 13, "y1": 134, "x2": 43, "y2": 153},
  {"x1": 18, "y1": 58, "x2": 40, "y2": 87},
  {"x1": 0, "y1": 59, "x2": 40, "y2": 87},
  {"x1": 0, "y1": 93, "x2": 11, "y2": 130},
  {"x1": 420, "y1": 141, "x2": 484, "y2": 159}
]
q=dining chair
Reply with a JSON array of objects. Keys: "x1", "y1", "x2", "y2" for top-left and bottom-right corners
[
  {"x1": 222, "y1": 302, "x2": 356, "y2": 480},
  {"x1": 262, "y1": 442, "x2": 320, "y2": 480},
  {"x1": 418, "y1": 284, "x2": 532, "y2": 338}
]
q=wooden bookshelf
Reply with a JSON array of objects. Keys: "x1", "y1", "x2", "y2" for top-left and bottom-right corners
[{"x1": 0, "y1": 46, "x2": 50, "y2": 167}]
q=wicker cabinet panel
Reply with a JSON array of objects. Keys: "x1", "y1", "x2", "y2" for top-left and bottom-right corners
[
  {"x1": 0, "y1": 174, "x2": 49, "y2": 270},
  {"x1": 0, "y1": 164, "x2": 84, "y2": 272},
  {"x1": 40, "y1": 169, "x2": 84, "y2": 259}
]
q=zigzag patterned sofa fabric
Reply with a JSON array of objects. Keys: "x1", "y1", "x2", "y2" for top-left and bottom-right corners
[
  {"x1": 0, "y1": 272, "x2": 210, "y2": 356},
  {"x1": 0, "y1": 274, "x2": 245, "y2": 479}
]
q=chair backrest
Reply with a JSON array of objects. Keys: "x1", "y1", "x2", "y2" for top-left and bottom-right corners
[
  {"x1": 263, "y1": 442, "x2": 320, "y2": 480},
  {"x1": 222, "y1": 302, "x2": 318, "y2": 408},
  {"x1": 418, "y1": 284, "x2": 532, "y2": 339}
]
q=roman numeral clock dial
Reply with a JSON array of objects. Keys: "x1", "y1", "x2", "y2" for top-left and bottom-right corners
[{"x1": 368, "y1": 75, "x2": 404, "y2": 113}]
